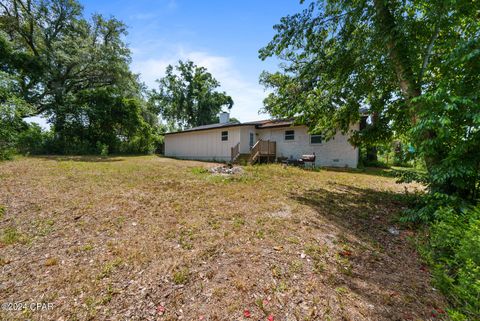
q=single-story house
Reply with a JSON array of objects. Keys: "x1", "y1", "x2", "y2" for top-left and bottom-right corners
[{"x1": 164, "y1": 112, "x2": 359, "y2": 168}]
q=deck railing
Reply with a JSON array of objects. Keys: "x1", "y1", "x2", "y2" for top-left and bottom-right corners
[{"x1": 249, "y1": 140, "x2": 276, "y2": 164}]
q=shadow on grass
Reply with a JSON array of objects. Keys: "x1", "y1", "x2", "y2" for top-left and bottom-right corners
[
  {"x1": 290, "y1": 185, "x2": 441, "y2": 319},
  {"x1": 32, "y1": 155, "x2": 124, "y2": 163},
  {"x1": 318, "y1": 166, "x2": 397, "y2": 178},
  {"x1": 291, "y1": 184, "x2": 412, "y2": 241},
  {"x1": 156, "y1": 155, "x2": 226, "y2": 165}
]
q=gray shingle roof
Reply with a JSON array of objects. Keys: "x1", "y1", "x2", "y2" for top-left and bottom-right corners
[{"x1": 164, "y1": 119, "x2": 295, "y2": 135}]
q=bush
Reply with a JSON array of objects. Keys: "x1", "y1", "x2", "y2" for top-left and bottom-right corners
[
  {"x1": 96, "y1": 142, "x2": 109, "y2": 156},
  {"x1": 16, "y1": 123, "x2": 52, "y2": 155},
  {"x1": 424, "y1": 205, "x2": 480, "y2": 320},
  {"x1": 0, "y1": 145, "x2": 15, "y2": 160}
]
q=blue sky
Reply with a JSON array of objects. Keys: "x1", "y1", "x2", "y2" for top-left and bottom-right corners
[
  {"x1": 83, "y1": 0, "x2": 304, "y2": 122},
  {"x1": 30, "y1": 0, "x2": 305, "y2": 127}
]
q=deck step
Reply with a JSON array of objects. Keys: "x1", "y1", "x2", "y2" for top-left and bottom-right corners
[{"x1": 232, "y1": 153, "x2": 250, "y2": 164}]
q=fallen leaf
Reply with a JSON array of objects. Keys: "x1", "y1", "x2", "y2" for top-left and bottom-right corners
[
  {"x1": 157, "y1": 305, "x2": 166, "y2": 315},
  {"x1": 267, "y1": 314, "x2": 274, "y2": 321},
  {"x1": 243, "y1": 309, "x2": 251, "y2": 318}
]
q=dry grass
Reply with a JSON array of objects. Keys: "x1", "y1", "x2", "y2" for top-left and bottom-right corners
[{"x1": 0, "y1": 156, "x2": 445, "y2": 320}]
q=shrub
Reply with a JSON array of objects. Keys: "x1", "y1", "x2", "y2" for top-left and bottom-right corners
[
  {"x1": 16, "y1": 123, "x2": 52, "y2": 155},
  {"x1": 0, "y1": 145, "x2": 15, "y2": 160},
  {"x1": 424, "y1": 205, "x2": 480, "y2": 320},
  {"x1": 96, "y1": 142, "x2": 109, "y2": 156}
]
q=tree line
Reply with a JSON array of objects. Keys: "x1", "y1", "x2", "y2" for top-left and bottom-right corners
[{"x1": 0, "y1": 0, "x2": 232, "y2": 158}]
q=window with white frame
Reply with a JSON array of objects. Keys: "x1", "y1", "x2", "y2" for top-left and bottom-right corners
[
  {"x1": 310, "y1": 134, "x2": 322, "y2": 144},
  {"x1": 284, "y1": 130, "x2": 295, "y2": 141},
  {"x1": 221, "y1": 131, "x2": 228, "y2": 141}
]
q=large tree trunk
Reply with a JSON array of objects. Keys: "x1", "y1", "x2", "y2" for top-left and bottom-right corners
[
  {"x1": 372, "y1": 0, "x2": 456, "y2": 194},
  {"x1": 373, "y1": 0, "x2": 421, "y2": 101}
]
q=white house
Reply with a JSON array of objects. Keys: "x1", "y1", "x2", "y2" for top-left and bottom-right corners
[{"x1": 164, "y1": 112, "x2": 359, "y2": 168}]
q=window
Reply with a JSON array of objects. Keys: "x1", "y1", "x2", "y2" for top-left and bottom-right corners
[
  {"x1": 221, "y1": 131, "x2": 228, "y2": 141},
  {"x1": 284, "y1": 130, "x2": 295, "y2": 141},
  {"x1": 310, "y1": 134, "x2": 322, "y2": 144}
]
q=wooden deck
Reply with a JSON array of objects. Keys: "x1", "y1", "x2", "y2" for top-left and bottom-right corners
[
  {"x1": 231, "y1": 140, "x2": 276, "y2": 164},
  {"x1": 249, "y1": 140, "x2": 276, "y2": 164}
]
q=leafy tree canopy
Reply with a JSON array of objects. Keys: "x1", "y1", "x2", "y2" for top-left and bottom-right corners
[
  {"x1": 0, "y1": 0, "x2": 160, "y2": 156},
  {"x1": 150, "y1": 60, "x2": 233, "y2": 129},
  {"x1": 260, "y1": 0, "x2": 479, "y2": 199}
]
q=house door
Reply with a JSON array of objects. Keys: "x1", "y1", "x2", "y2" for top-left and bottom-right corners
[{"x1": 249, "y1": 133, "x2": 255, "y2": 149}]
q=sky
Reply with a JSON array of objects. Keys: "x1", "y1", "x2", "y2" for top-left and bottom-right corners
[{"x1": 28, "y1": 0, "x2": 306, "y2": 128}]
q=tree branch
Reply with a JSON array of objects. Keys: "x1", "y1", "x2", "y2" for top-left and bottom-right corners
[
  {"x1": 373, "y1": 0, "x2": 420, "y2": 101},
  {"x1": 418, "y1": 24, "x2": 440, "y2": 83}
]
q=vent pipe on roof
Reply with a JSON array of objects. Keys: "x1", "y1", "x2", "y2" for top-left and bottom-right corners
[{"x1": 219, "y1": 112, "x2": 230, "y2": 124}]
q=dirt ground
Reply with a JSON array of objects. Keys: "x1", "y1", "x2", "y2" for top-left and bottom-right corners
[{"x1": 0, "y1": 156, "x2": 446, "y2": 320}]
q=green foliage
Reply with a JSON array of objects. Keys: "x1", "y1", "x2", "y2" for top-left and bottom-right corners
[
  {"x1": 262, "y1": 3, "x2": 480, "y2": 317},
  {"x1": 1, "y1": 0, "x2": 161, "y2": 156},
  {"x1": 410, "y1": 38, "x2": 480, "y2": 199},
  {"x1": 16, "y1": 123, "x2": 52, "y2": 155},
  {"x1": 0, "y1": 72, "x2": 31, "y2": 159},
  {"x1": 172, "y1": 267, "x2": 189, "y2": 285},
  {"x1": 0, "y1": 0, "x2": 133, "y2": 117},
  {"x1": 259, "y1": 0, "x2": 480, "y2": 198},
  {"x1": 49, "y1": 88, "x2": 160, "y2": 155},
  {"x1": 150, "y1": 60, "x2": 233, "y2": 129},
  {"x1": 1, "y1": 227, "x2": 25, "y2": 245},
  {"x1": 424, "y1": 206, "x2": 480, "y2": 319}
]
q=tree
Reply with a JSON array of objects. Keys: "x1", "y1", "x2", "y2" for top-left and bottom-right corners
[
  {"x1": 259, "y1": 0, "x2": 479, "y2": 199},
  {"x1": 0, "y1": 71, "x2": 31, "y2": 159},
  {"x1": 0, "y1": 0, "x2": 134, "y2": 118},
  {"x1": 150, "y1": 60, "x2": 233, "y2": 129},
  {"x1": 0, "y1": 0, "x2": 160, "y2": 156}
]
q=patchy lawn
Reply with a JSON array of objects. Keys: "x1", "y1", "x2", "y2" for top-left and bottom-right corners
[{"x1": 0, "y1": 156, "x2": 445, "y2": 320}]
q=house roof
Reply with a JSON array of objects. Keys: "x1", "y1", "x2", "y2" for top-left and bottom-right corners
[{"x1": 164, "y1": 119, "x2": 295, "y2": 135}]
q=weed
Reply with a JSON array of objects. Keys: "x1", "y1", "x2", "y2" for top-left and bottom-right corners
[
  {"x1": 98, "y1": 258, "x2": 123, "y2": 279},
  {"x1": 336, "y1": 254, "x2": 353, "y2": 276},
  {"x1": 82, "y1": 244, "x2": 94, "y2": 252},
  {"x1": 179, "y1": 234, "x2": 193, "y2": 250},
  {"x1": 289, "y1": 260, "x2": 304, "y2": 274},
  {"x1": 207, "y1": 218, "x2": 221, "y2": 230},
  {"x1": 305, "y1": 243, "x2": 327, "y2": 258},
  {"x1": 255, "y1": 229, "x2": 265, "y2": 239},
  {"x1": 276, "y1": 281, "x2": 288, "y2": 292},
  {"x1": 35, "y1": 219, "x2": 55, "y2": 236},
  {"x1": 190, "y1": 167, "x2": 208, "y2": 175},
  {"x1": 173, "y1": 267, "x2": 189, "y2": 285},
  {"x1": 286, "y1": 236, "x2": 300, "y2": 244},
  {"x1": 1, "y1": 227, "x2": 26, "y2": 245},
  {"x1": 335, "y1": 286, "x2": 349, "y2": 295},
  {"x1": 255, "y1": 297, "x2": 269, "y2": 314},
  {"x1": 232, "y1": 216, "x2": 245, "y2": 230}
]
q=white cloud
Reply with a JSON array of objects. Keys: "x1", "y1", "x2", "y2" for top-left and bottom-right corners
[{"x1": 131, "y1": 48, "x2": 269, "y2": 122}]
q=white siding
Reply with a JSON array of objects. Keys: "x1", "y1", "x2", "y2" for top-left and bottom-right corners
[
  {"x1": 164, "y1": 127, "x2": 241, "y2": 162},
  {"x1": 239, "y1": 126, "x2": 256, "y2": 153},
  {"x1": 257, "y1": 125, "x2": 359, "y2": 168},
  {"x1": 164, "y1": 123, "x2": 359, "y2": 168}
]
